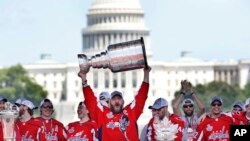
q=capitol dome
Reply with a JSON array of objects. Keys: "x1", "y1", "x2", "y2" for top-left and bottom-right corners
[{"x1": 91, "y1": 0, "x2": 141, "y2": 9}]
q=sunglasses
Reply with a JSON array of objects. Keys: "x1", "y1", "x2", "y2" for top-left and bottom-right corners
[
  {"x1": 211, "y1": 103, "x2": 222, "y2": 107},
  {"x1": 183, "y1": 104, "x2": 193, "y2": 108},
  {"x1": 42, "y1": 105, "x2": 53, "y2": 109}
]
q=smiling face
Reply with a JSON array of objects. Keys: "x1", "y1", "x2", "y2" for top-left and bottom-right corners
[
  {"x1": 183, "y1": 104, "x2": 194, "y2": 116},
  {"x1": 110, "y1": 95, "x2": 124, "y2": 114},
  {"x1": 40, "y1": 101, "x2": 54, "y2": 118},
  {"x1": 77, "y1": 102, "x2": 89, "y2": 119},
  {"x1": 210, "y1": 101, "x2": 222, "y2": 116}
]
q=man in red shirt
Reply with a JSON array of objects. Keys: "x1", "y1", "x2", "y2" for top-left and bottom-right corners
[
  {"x1": 194, "y1": 96, "x2": 233, "y2": 141},
  {"x1": 66, "y1": 101, "x2": 98, "y2": 141},
  {"x1": 230, "y1": 98, "x2": 250, "y2": 125},
  {"x1": 36, "y1": 98, "x2": 67, "y2": 141},
  {"x1": 146, "y1": 98, "x2": 184, "y2": 141},
  {"x1": 78, "y1": 67, "x2": 151, "y2": 141},
  {"x1": 16, "y1": 99, "x2": 40, "y2": 141},
  {"x1": 0, "y1": 97, "x2": 7, "y2": 140}
]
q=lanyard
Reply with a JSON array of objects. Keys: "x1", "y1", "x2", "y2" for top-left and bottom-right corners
[
  {"x1": 42, "y1": 118, "x2": 53, "y2": 135},
  {"x1": 185, "y1": 115, "x2": 194, "y2": 128}
]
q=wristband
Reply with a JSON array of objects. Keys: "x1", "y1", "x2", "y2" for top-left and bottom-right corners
[{"x1": 82, "y1": 80, "x2": 88, "y2": 87}]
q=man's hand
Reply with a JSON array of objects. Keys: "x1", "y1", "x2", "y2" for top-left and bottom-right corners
[
  {"x1": 78, "y1": 70, "x2": 87, "y2": 81},
  {"x1": 180, "y1": 80, "x2": 188, "y2": 94}
]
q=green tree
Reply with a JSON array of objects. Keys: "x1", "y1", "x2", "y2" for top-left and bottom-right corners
[{"x1": 0, "y1": 64, "x2": 47, "y2": 106}]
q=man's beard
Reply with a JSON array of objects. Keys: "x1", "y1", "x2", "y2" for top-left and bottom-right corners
[
  {"x1": 111, "y1": 104, "x2": 123, "y2": 114},
  {"x1": 184, "y1": 110, "x2": 194, "y2": 117}
]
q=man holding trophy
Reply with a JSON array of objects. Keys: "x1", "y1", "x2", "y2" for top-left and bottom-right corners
[{"x1": 78, "y1": 37, "x2": 151, "y2": 141}]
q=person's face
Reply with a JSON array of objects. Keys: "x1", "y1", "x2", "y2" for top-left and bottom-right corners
[
  {"x1": 211, "y1": 101, "x2": 222, "y2": 115},
  {"x1": 77, "y1": 103, "x2": 89, "y2": 119},
  {"x1": 110, "y1": 96, "x2": 124, "y2": 114},
  {"x1": 19, "y1": 104, "x2": 27, "y2": 115},
  {"x1": 40, "y1": 102, "x2": 53, "y2": 117},
  {"x1": 155, "y1": 106, "x2": 167, "y2": 120},
  {"x1": 232, "y1": 105, "x2": 243, "y2": 113},
  {"x1": 0, "y1": 101, "x2": 5, "y2": 111},
  {"x1": 245, "y1": 104, "x2": 250, "y2": 115},
  {"x1": 183, "y1": 103, "x2": 194, "y2": 116}
]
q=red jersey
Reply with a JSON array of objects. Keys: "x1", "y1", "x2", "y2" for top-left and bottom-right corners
[
  {"x1": 194, "y1": 114, "x2": 233, "y2": 141},
  {"x1": 146, "y1": 114, "x2": 185, "y2": 141},
  {"x1": 35, "y1": 117, "x2": 67, "y2": 141},
  {"x1": 0, "y1": 122, "x2": 3, "y2": 140},
  {"x1": 66, "y1": 120, "x2": 98, "y2": 141},
  {"x1": 16, "y1": 118, "x2": 40, "y2": 141},
  {"x1": 82, "y1": 82, "x2": 149, "y2": 141}
]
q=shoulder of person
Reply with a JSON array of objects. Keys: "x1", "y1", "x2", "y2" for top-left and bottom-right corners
[{"x1": 52, "y1": 118, "x2": 65, "y2": 127}]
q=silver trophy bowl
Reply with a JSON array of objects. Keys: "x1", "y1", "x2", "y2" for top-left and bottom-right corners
[
  {"x1": 78, "y1": 37, "x2": 148, "y2": 73},
  {"x1": 0, "y1": 102, "x2": 19, "y2": 141}
]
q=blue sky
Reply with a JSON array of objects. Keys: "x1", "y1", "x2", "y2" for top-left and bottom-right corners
[{"x1": 0, "y1": 0, "x2": 250, "y2": 67}]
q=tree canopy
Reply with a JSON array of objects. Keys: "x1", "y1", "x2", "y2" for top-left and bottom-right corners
[{"x1": 0, "y1": 64, "x2": 47, "y2": 106}]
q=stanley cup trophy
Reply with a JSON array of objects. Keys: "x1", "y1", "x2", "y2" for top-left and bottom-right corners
[
  {"x1": 0, "y1": 102, "x2": 19, "y2": 141},
  {"x1": 78, "y1": 37, "x2": 148, "y2": 73}
]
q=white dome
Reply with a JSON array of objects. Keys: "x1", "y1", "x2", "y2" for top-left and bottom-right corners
[{"x1": 91, "y1": 0, "x2": 141, "y2": 9}]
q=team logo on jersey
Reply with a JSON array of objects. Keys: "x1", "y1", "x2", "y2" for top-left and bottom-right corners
[
  {"x1": 120, "y1": 115, "x2": 129, "y2": 132},
  {"x1": 45, "y1": 135, "x2": 58, "y2": 140},
  {"x1": 106, "y1": 112, "x2": 114, "y2": 119},
  {"x1": 107, "y1": 121, "x2": 119, "y2": 129},
  {"x1": 206, "y1": 124, "x2": 213, "y2": 131},
  {"x1": 69, "y1": 127, "x2": 74, "y2": 133}
]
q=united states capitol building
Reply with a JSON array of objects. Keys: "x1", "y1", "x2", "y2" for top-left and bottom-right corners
[{"x1": 22, "y1": 0, "x2": 250, "y2": 129}]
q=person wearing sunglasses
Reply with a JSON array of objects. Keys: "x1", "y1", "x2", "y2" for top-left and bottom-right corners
[
  {"x1": 146, "y1": 98, "x2": 184, "y2": 141},
  {"x1": 228, "y1": 98, "x2": 250, "y2": 125},
  {"x1": 173, "y1": 80, "x2": 205, "y2": 141},
  {"x1": 36, "y1": 98, "x2": 67, "y2": 141},
  {"x1": 194, "y1": 96, "x2": 233, "y2": 141}
]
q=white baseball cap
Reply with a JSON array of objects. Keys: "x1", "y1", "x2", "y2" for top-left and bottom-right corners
[
  {"x1": 182, "y1": 98, "x2": 195, "y2": 106},
  {"x1": 40, "y1": 98, "x2": 53, "y2": 108},
  {"x1": 15, "y1": 98, "x2": 25, "y2": 106},
  {"x1": 149, "y1": 98, "x2": 168, "y2": 110},
  {"x1": 245, "y1": 98, "x2": 250, "y2": 107},
  {"x1": 21, "y1": 100, "x2": 37, "y2": 110},
  {"x1": 0, "y1": 96, "x2": 7, "y2": 102},
  {"x1": 99, "y1": 91, "x2": 110, "y2": 101}
]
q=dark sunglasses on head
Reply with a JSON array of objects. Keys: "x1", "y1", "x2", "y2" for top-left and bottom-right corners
[
  {"x1": 183, "y1": 104, "x2": 193, "y2": 108},
  {"x1": 211, "y1": 103, "x2": 222, "y2": 107}
]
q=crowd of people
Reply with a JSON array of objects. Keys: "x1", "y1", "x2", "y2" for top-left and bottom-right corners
[{"x1": 0, "y1": 66, "x2": 250, "y2": 141}]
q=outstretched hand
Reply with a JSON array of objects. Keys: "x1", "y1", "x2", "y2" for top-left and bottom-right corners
[{"x1": 78, "y1": 70, "x2": 87, "y2": 80}]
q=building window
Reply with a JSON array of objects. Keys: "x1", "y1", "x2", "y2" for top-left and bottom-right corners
[
  {"x1": 121, "y1": 72, "x2": 126, "y2": 88},
  {"x1": 168, "y1": 91, "x2": 171, "y2": 97},
  {"x1": 132, "y1": 71, "x2": 137, "y2": 88},
  {"x1": 93, "y1": 72, "x2": 98, "y2": 88},
  {"x1": 75, "y1": 80, "x2": 79, "y2": 87},
  {"x1": 44, "y1": 81, "x2": 47, "y2": 87},
  {"x1": 105, "y1": 71, "x2": 109, "y2": 88},
  {"x1": 152, "y1": 90, "x2": 155, "y2": 96},
  {"x1": 113, "y1": 73, "x2": 118, "y2": 88},
  {"x1": 54, "y1": 81, "x2": 57, "y2": 88},
  {"x1": 176, "y1": 80, "x2": 178, "y2": 86},
  {"x1": 75, "y1": 92, "x2": 79, "y2": 98},
  {"x1": 168, "y1": 80, "x2": 170, "y2": 86},
  {"x1": 53, "y1": 93, "x2": 57, "y2": 99}
]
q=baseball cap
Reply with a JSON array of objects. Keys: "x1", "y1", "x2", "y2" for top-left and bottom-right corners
[
  {"x1": 111, "y1": 91, "x2": 123, "y2": 99},
  {"x1": 15, "y1": 98, "x2": 25, "y2": 106},
  {"x1": 149, "y1": 98, "x2": 168, "y2": 110},
  {"x1": 99, "y1": 91, "x2": 110, "y2": 101},
  {"x1": 21, "y1": 100, "x2": 37, "y2": 110},
  {"x1": 40, "y1": 98, "x2": 53, "y2": 108},
  {"x1": 245, "y1": 98, "x2": 250, "y2": 107},
  {"x1": 233, "y1": 101, "x2": 245, "y2": 110},
  {"x1": 210, "y1": 96, "x2": 223, "y2": 104},
  {"x1": 182, "y1": 98, "x2": 194, "y2": 106},
  {"x1": 0, "y1": 96, "x2": 7, "y2": 102}
]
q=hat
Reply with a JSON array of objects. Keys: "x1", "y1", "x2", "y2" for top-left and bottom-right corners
[
  {"x1": 40, "y1": 98, "x2": 53, "y2": 108},
  {"x1": 210, "y1": 96, "x2": 223, "y2": 104},
  {"x1": 99, "y1": 91, "x2": 111, "y2": 101},
  {"x1": 0, "y1": 96, "x2": 7, "y2": 102},
  {"x1": 245, "y1": 98, "x2": 250, "y2": 107},
  {"x1": 233, "y1": 101, "x2": 245, "y2": 110},
  {"x1": 111, "y1": 91, "x2": 123, "y2": 99},
  {"x1": 21, "y1": 100, "x2": 37, "y2": 110},
  {"x1": 15, "y1": 98, "x2": 25, "y2": 106},
  {"x1": 149, "y1": 98, "x2": 168, "y2": 110},
  {"x1": 182, "y1": 98, "x2": 194, "y2": 106}
]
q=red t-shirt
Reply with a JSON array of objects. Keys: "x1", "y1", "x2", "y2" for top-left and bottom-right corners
[{"x1": 66, "y1": 120, "x2": 98, "y2": 141}]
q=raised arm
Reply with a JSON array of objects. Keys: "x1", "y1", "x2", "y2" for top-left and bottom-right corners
[
  {"x1": 172, "y1": 80, "x2": 187, "y2": 115},
  {"x1": 189, "y1": 82, "x2": 205, "y2": 117},
  {"x1": 78, "y1": 70, "x2": 99, "y2": 120},
  {"x1": 133, "y1": 67, "x2": 151, "y2": 119}
]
